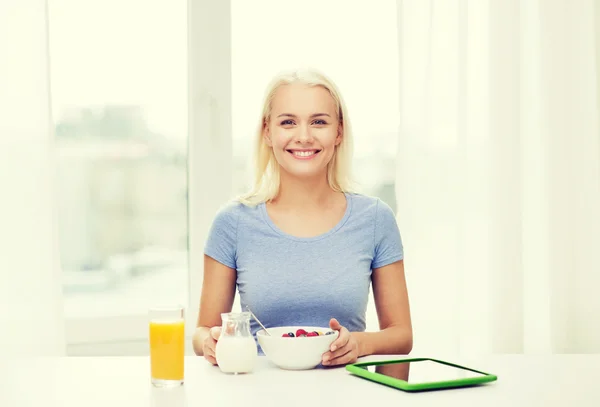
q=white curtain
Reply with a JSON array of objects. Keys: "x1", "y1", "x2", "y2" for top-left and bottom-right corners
[
  {"x1": 395, "y1": 0, "x2": 600, "y2": 355},
  {"x1": 0, "y1": 0, "x2": 65, "y2": 358}
]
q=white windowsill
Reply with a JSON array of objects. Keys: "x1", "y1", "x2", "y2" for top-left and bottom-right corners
[{"x1": 65, "y1": 312, "x2": 197, "y2": 345}]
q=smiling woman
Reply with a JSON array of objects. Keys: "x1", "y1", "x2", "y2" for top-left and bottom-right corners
[
  {"x1": 238, "y1": 70, "x2": 355, "y2": 207},
  {"x1": 268, "y1": 85, "x2": 341, "y2": 178},
  {"x1": 192, "y1": 69, "x2": 413, "y2": 368}
]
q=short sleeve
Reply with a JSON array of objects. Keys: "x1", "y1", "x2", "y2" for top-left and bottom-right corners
[
  {"x1": 372, "y1": 199, "x2": 404, "y2": 269},
  {"x1": 204, "y1": 203, "x2": 239, "y2": 269}
]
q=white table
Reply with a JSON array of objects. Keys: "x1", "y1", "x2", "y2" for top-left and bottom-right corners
[{"x1": 2, "y1": 354, "x2": 599, "y2": 406}]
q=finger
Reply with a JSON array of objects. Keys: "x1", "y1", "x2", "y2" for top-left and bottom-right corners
[
  {"x1": 323, "y1": 342, "x2": 351, "y2": 362},
  {"x1": 205, "y1": 355, "x2": 217, "y2": 365},
  {"x1": 210, "y1": 326, "x2": 221, "y2": 341},
  {"x1": 204, "y1": 337, "x2": 217, "y2": 359},
  {"x1": 327, "y1": 349, "x2": 357, "y2": 366},
  {"x1": 329, "y1": 330, "x2": 348, "y2": 352},
  {"x1": 322, "y1": 346, "x2": 352, "y2": 365},
  {"x1": 205, "y1": 344, "x2": 216, "y2": 358},
  {"x1": 329, "y1": 318, "x2": 342, "y2": 331}
]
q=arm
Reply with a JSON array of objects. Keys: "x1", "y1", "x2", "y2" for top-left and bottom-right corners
[
  {"x1": 375, "y1": 361, "x2": 410, "y2": 381},
  {"x1": 322, "y1": 201, "x2": 412, "y2": 366},
  {"x1": 191, "y1": 255, "x2": 237, "y2": 358},
  {"x1": 352, "y1": 259, "x2": 413, "y2": 356},
  {"x1": 192, "y1": 203, "x2": 239, "y2": 360},
  {"x1": 322, "y1": 259, "x2": 412, "y2": 366},
  {"x1": 354, "y1": 199, "x2": 413, "y2": 356}
]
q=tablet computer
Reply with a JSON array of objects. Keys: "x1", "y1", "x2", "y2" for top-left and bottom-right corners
[{"x1": 346, "y1": 358, "x2": 497, "y2": 392}]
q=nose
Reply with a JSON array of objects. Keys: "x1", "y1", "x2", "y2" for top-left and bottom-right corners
[{"x1": 296, "y1": 124, "x2": 314, "y2": 144}]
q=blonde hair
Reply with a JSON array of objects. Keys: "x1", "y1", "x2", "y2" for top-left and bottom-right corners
[{"x1": 237, "y1": 69, "x2": 355, "y2": 206}]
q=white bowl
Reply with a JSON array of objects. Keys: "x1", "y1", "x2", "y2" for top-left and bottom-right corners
[{"x1": 256, "y1": 326, "x2": 339, "y2": 370}]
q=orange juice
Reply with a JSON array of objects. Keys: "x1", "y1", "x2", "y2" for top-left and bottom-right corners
[{"x1": 149, "y1": 319, "x2": 185, "y2": 382}]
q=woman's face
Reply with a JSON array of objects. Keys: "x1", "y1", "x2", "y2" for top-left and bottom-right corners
[{"x1": 264, "y1": 83, "x2": 342, "y2": 180}]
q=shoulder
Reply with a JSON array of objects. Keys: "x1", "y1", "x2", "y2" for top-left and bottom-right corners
[
  {"x1": 348, "y1": 194, "x2": 403, "y2": 267},
  {"x1": 205, "y1": 201, "x2": 251, "y2": 268},
  {"x1": 347, "y1": 192, "x2": 395, "y2": 221},
  {"x1": 210, "y1": 199, "x2": 263, "y2": 228},
  {"x1": 212, "y1": 200, "x2": 242, "y2": 224}
]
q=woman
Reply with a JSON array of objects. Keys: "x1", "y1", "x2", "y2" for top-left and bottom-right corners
[{"x1": 192, "y1": 69, "x2": 412, "y2": 367}]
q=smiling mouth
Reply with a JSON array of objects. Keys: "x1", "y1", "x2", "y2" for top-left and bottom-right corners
[{"x1": 287, "y1": 149, "x2": 321, "y2": 158}]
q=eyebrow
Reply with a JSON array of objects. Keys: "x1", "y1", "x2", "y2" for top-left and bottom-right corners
[{"x1": 277, "y1": 113, "x2": 331, "y2": 118}]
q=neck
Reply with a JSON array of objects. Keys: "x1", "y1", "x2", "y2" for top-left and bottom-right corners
[{"x1": 272, "y1": 171, "x2": 338, "y2": 209}]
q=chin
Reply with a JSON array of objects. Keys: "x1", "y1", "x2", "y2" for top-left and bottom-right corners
[{"x1": 282, "y1": 165, "x2": 327, "y2": 180}]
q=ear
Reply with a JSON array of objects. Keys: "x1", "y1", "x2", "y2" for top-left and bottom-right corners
[
  {"x1": 335, "y1": 123, "x2": 343, "y2": 146},
  {"x1": 263, "y1": 121, "x2": 273, "y2": 147}
]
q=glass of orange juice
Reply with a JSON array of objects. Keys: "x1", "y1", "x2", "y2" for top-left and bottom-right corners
[{"x1": 149, "y1": 305, "x2": 185, "y2": 387}]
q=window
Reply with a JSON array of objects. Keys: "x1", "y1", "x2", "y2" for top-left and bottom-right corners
[
  {"x1": 48, "y1": 0, "x2": 188, "y2": 342},
  {"x1": 49, "y1": 0, "x2": 399, "y2": 347},
  {"x1": 231, "y1": 0, "x2": 400, "y2": 330}
]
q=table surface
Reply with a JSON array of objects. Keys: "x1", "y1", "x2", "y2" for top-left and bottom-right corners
[{"x1": 2, "y1": 354, "x2": 599, "y2": 407}]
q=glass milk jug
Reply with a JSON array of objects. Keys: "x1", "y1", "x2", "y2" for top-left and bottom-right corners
[{"x1": 215, "y1": 312, "x2": 258, "y2": 374}]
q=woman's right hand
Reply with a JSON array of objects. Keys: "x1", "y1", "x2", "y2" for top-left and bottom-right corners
[{"x1": 203, "y1": 326, "x2": 222, "y2": 365}]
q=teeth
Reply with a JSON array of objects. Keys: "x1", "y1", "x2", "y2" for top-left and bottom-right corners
[{"x1": 292, "y1": 150, "x2": 316, "y2": 157}]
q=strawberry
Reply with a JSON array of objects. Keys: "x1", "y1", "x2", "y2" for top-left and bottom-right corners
[{"x1": 296, "y1": 328, "x2": 308, "y2": 337}]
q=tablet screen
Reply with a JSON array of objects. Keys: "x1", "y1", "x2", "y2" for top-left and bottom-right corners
[{"x1": 359, "y1": 360, "x2": 489, "y2": 383}]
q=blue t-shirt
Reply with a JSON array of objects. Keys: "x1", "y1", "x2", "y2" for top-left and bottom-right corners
[{"x1": 203, "y1": 192, "x2": 404, "y2": 351}]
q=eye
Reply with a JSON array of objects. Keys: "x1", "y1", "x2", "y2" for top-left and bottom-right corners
[
  {"x1": 280, "y1": 119, "x2": 295, "y2": 126},
  {"x1": 313, "y1": 119, "x2": 327, "y2": 125}
]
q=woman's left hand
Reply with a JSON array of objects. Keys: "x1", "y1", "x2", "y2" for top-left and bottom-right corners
[{"x1": 321, "y1": 318, "x2": 360, "y2": 366}]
